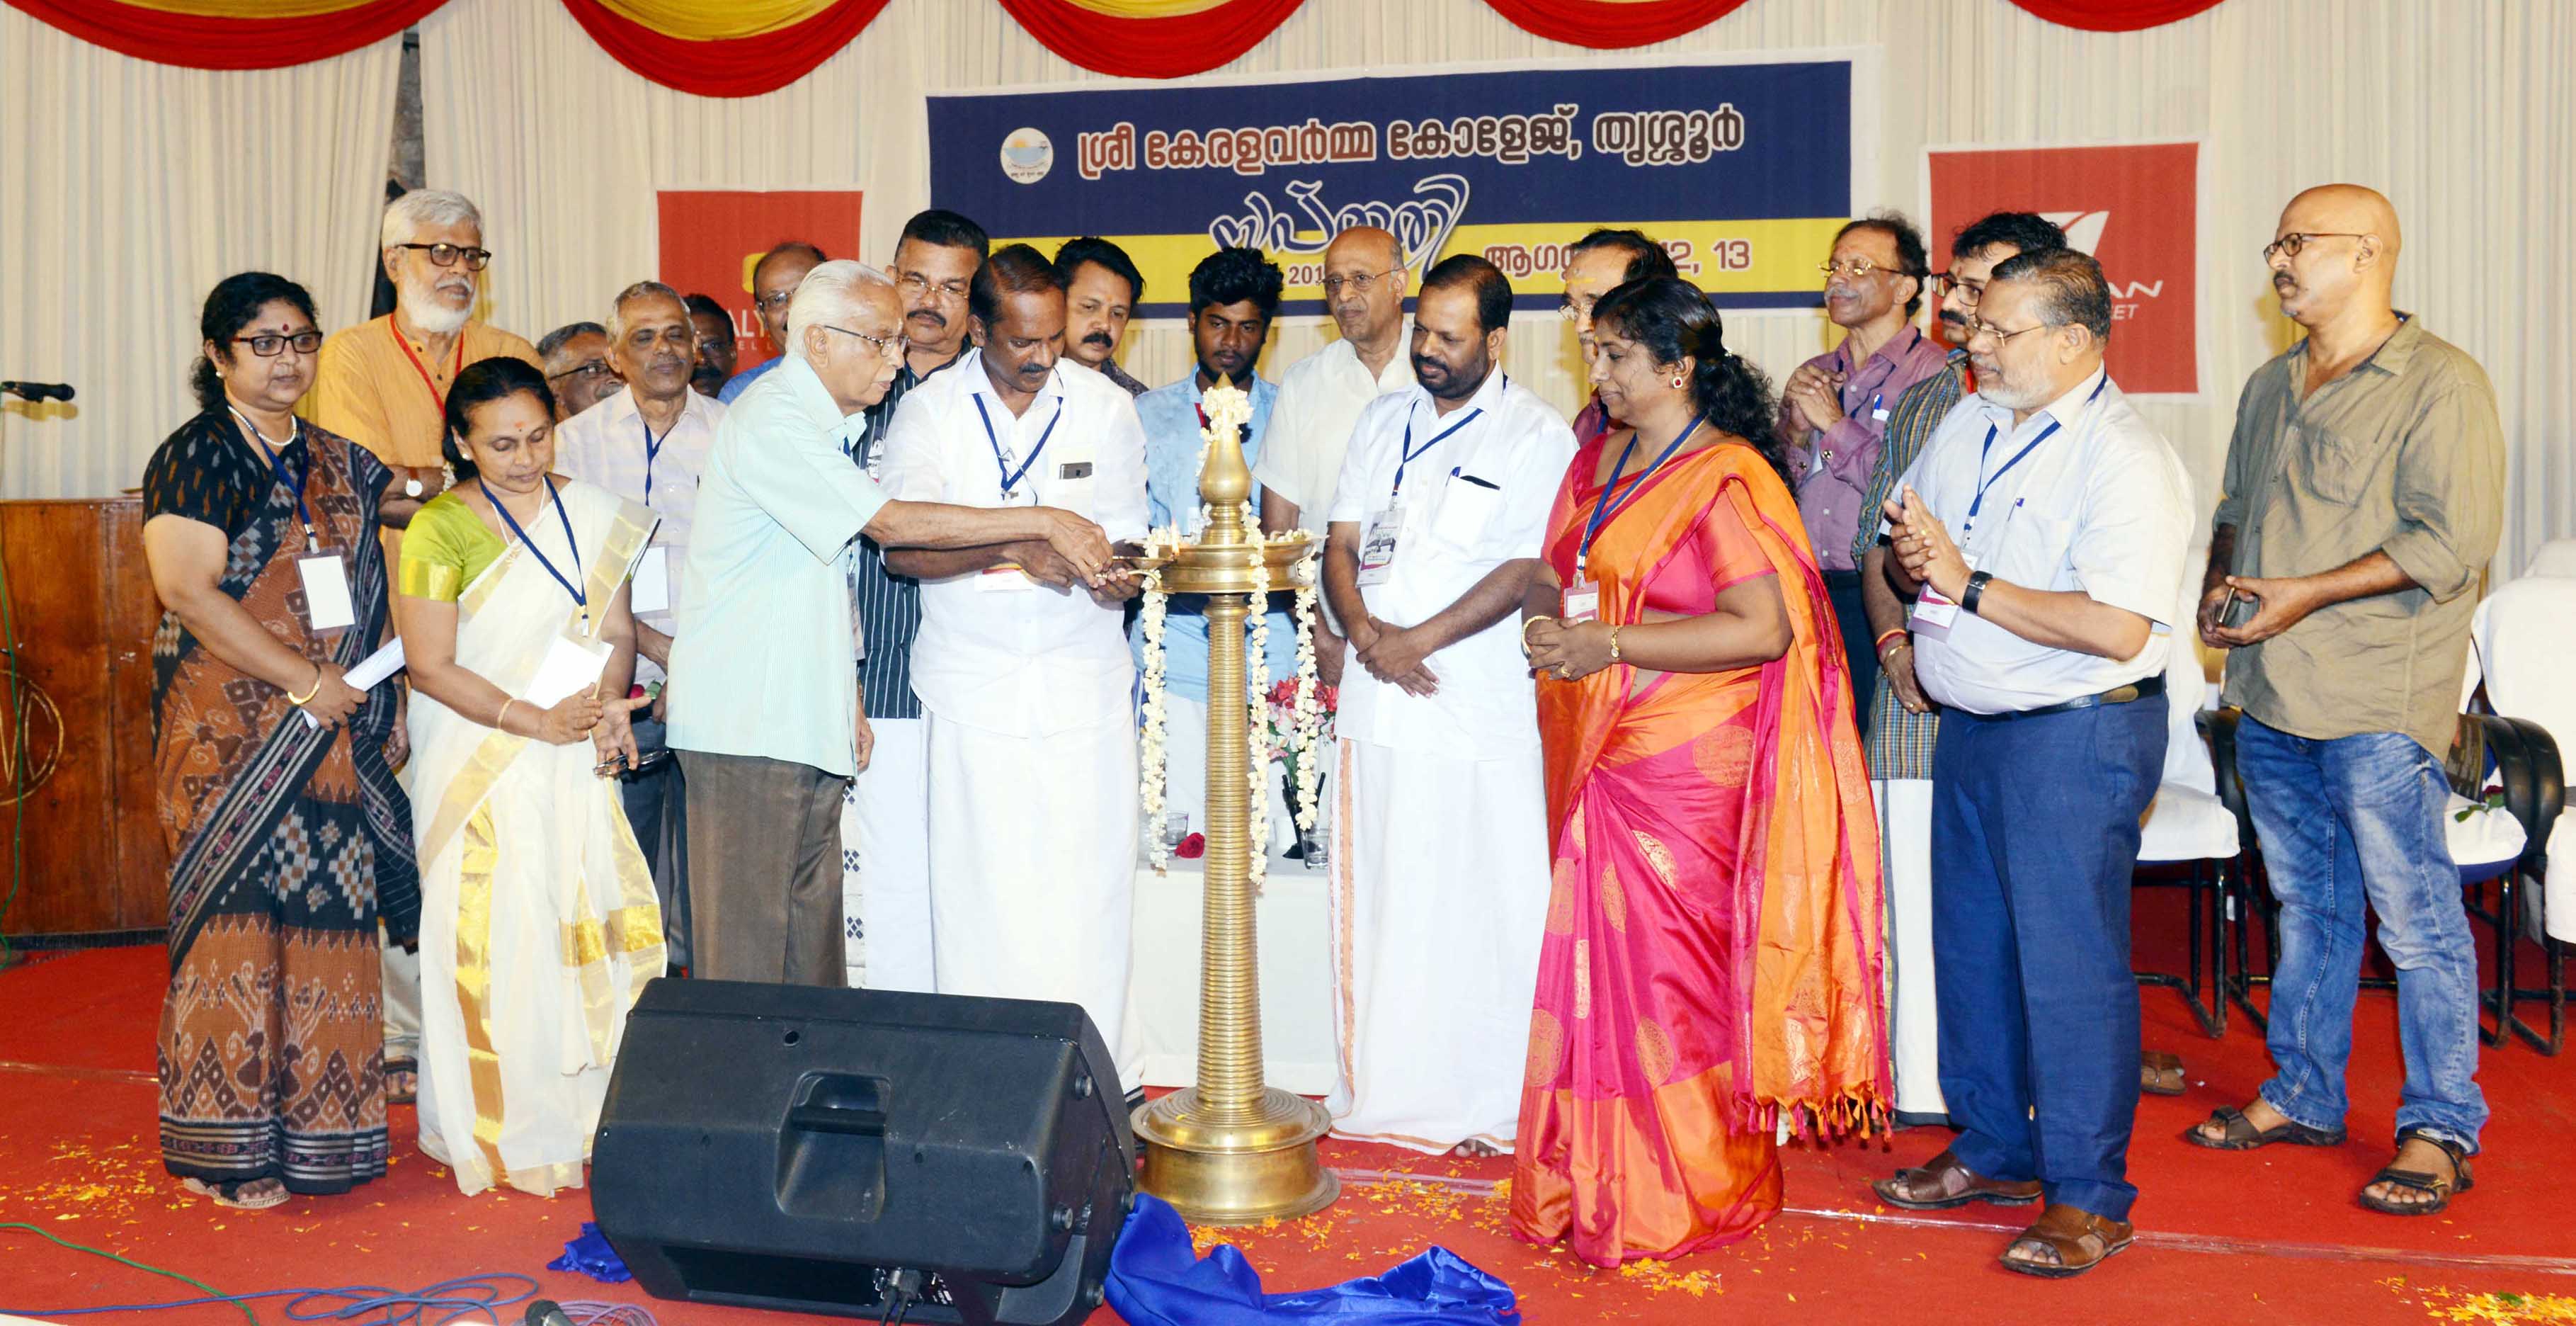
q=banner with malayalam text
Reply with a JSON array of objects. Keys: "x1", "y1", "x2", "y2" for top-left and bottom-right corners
[{"x1": 928, "y1": 52, "x2": 1875, "y2": 318}]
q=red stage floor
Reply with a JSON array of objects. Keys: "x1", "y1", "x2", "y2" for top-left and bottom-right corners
[{"x1": 2, "y1": 939, "x2": 2570, "y2": 1324}]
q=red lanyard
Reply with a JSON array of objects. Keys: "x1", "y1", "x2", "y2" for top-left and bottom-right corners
[{"x1": 390, "y1": 320, "x2": 465, "y2": 415}]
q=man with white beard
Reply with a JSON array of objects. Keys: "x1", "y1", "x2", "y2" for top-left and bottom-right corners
[
  {"x1": 305, "y1": 189, "x2": 543, "y2": 539},
  {"x1": 302, "y1": 188, "x2": 541, "y2": 1108}
]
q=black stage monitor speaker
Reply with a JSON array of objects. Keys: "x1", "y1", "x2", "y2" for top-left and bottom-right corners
[{"x1": 591, "y1": 978, "x2": 1134, "y2": 1325}]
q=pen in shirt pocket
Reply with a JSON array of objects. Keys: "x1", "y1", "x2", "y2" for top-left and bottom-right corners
[{"x1": 1451, "y1": 466, "x2": 1500, "y2": 490}]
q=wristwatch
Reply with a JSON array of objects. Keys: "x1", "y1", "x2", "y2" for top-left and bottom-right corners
[
  {"x1": 1962, "y1": 570, "x2": 1995, "y2": 616},
  {"x1": 404, "y1": 474, "x2": 426, "y2": 499}
]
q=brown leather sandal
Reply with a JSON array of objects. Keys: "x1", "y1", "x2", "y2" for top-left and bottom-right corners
[
  {"x1": 2141, "y1": 1050, "x2": 2186, "y2": 1096},
  {"x1": 383, "y1": 1057, "x2": 418, "y2": 1106},
  {"x1": 1871, "y1": 1148, "x2": 2043, "y2": 1211},
  {"x1": 2358, "y1": 1128, "x2": 2474, "y2": 1216},
  {"x1": 2182, "y1": 1104, "x2": 2344, "y2": 1150},
  {"x1": 2000, "y1": 1202, "x2": 2135, "y2": 1279}
]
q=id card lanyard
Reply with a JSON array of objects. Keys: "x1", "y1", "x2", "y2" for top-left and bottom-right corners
[
  {"x1": 971, "y1": 391, "x2": 1065, "y2": 505},
  {"x1": 391, "y1": 321, "x2": 465, "y2": 416},
  {"x1": 1391, "y1": 398, "x2": 1488, "y2": 503},
  {"x1": 1961, "y1": 373, "x2": 2110, "y2": 540},
  {"x1": 229, "y1": 407, "x2": 319, "y2": 553},
  {"x1": 487, "y1": 475, "x2": 590, "y2": 630},
  {"x1": 640, "y1": 414, "x2": 668, "y2": 505},
  {"x1": 1562, "y1": 416, "x2": 1700, "y2": 621}
]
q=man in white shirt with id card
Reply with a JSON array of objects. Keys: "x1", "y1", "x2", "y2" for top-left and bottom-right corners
[
  {"x1": 553, "y1": 280, "x2": 722, "y2": 968},
  {"x1": 878, "y1": 245, "x2": 1153, "y2": 1090},
  {"x1": 1320, "y1": 255, "x2": 1573, "y2": 1154},
  {"x1": 1871, "y1": 249, "x2": 2191, "y2": 1279}
]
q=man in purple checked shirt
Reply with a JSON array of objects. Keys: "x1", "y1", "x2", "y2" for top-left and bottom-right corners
[{"x1": 1777, "y1": 212, "x2": 1953, "y2": 733}]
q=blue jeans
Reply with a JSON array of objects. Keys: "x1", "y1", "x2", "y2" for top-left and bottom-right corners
[
  {"x1": 2235, "y1": 718, "x2": 2487, "y2": 1151},
  {"x1": 1931, "y1": 694, "x2": 2166, "y2": 1222}
]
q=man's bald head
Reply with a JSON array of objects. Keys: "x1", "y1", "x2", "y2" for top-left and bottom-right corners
[
  {"x1": 1322, "y1": 226, "x2": 1409, "y2": 346},
  {"x1": 2269, "y1": 184, "x2": 2402, "y2": 328}
]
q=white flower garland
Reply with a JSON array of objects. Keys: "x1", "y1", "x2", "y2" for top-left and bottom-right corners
[
  {"x1": 1136, "y1": 560, "x2": 1172, "y2": 873},
  {"x1": 1289, "y1": 579, "x2": 1325, "y2": 833},
  {"x1": 1243, "y1": 510, "x2": 1272, "y2": 895}
]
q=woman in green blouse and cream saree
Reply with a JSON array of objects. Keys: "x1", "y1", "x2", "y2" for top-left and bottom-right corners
[{"x1": 395, "y1": 357, "x2": 662, "y2": 1197}]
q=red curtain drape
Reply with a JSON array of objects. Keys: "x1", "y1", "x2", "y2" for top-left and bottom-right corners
[
  {"x1": 557, "y1": 0, "x2": 891, "y2": 98},
  {"x1": 2003, "y1": 0, "x2": 2224, "y2": 30},
  {"x1": 992, "y1": 0, "x2": 1307, "y2": 80},
  {"x1": 0, "y1": 0, "x2": 449, "y2": 70},
  {"x1": 1478, "y1": 0, "x2": 1753, "y2": 49}
]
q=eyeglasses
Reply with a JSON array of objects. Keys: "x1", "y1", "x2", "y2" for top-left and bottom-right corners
[
  {"x1": 1963, "y1": 317, "x2": 2051, "y2": 345},
  {"x1": 1820, "y1": 257, "x2": 1915, "y2": 280},
  {"x1": 1321, "y1": 269, "x2": 1398, "y2": 296},
  {"x1": 822, "y1": 324, "x2": 908, "y2": 359},
  {"x1": 2262, "y1": 232, "x2": 2366, "y2": 262},
  {"x1": 390, "y1": 242, "x2": 492, "y2": 271},
  {"x1": 547, "y1": 359, "x2": 615, "y2": 384},
  {"x1": 1927, "y1": 273, "x2": 1986, "y2": 305},
  {"x1": 754, "y1": 290, "x2": 797, "y2": 313},
  {"x1": 1556, "y1": 293, "x2": 1597, "y2": 322},
  {"x1": 238, "y1": 331, "x2": 323, "y2": 357},
  {"x1": 896, "y1": 271, "x2": 971, "y2": 302}
]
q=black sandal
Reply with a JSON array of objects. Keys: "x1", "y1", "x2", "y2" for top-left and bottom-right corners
[
  {"x1": 2359, "y1": 1128, "x2": 2474, "y2": 1216},
  {"x1": 2182, "y1": 1104, "x2": 2345, "y2": 1150}
]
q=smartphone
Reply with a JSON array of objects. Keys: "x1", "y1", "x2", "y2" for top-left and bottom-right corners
[{"x1": 2219, "y1": 586, "x2": 2257, "y2": 629}]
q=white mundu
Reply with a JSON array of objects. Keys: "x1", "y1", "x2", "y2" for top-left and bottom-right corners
[
  {"x1": 1323, "y1": 369, "x2": 1574, "y2": 1152},
  {"x1": 879, "y1": 351, "x2": 1151, "y2": 1088}
]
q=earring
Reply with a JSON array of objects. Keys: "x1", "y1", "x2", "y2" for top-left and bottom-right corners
[{"x1": 1670, "y1": 375, "x2": 1685, "y2": 388}]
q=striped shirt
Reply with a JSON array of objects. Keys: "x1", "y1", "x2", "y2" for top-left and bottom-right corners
[
  {"x1": 1858, "y1": 349, "x2": 1967, "y2": 781},
  {"x1": 842, "y1": 348, "x2": 963, "y2": 720}
]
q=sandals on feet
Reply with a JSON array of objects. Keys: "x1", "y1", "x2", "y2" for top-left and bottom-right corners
[
  {"x1": 2359, "y1": 1128, "x2": 2474, "y2": 1216},
  {"x1": 2000, "y1": 1202, "x2": 2135, "y2": 1279},
  {"x1": 1871, "y1": 1148, "x2": 2043, "y2": 1211},
  {"x1": 183, "y1": 1177, "x2": 290, "y2": 1211},
  {"x1": 2182, "y1": 1104, "x2": 2344, "y2": 1150},
  {"x1": 384, "y1": 1057, "x2": 418, "y2": 1106},
  {"x1": 2141, "y1": 1050, "x2": 2187, "y2": 1097}
]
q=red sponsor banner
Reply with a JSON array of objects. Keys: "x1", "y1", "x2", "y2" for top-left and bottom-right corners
[
  {"x1": 1927, "y1": 142, "x2": 2198, "y2": 395},
  {"x1": 656, "y1": 190, "x2": 865, "y2": 367}
]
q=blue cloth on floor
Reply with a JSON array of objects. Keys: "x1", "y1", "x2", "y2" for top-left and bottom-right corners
[
  {"x1": 547, "y1": 1221, "x2": 633, "y2": 1283},
  {"x1": 1106, "y1": 1192, "x2": 1519, "y2": 1324}
]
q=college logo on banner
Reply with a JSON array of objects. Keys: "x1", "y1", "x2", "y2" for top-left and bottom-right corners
[
  {"x1": 928, "y1": 55, "x2": 1867, "y2": 317},
  {"x1": 656, "y1": 190, "x2": 865, "y2": 365},
  {"x1": 1927, "y1": 142, "x2": 2199, "y2": 395}
]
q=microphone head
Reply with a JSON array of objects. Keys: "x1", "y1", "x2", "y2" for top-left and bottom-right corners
[
  {"x1": 523, "y1": 1300, "x2": 574, "y2": 1326},
  {"x1": 52, "y1": 384, "x2": 74, "y2": 402}
]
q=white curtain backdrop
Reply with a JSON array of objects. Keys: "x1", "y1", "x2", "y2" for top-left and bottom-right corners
[
  {"x1": 0, "y1": 10, "x2": 399, "y2": 501},
  {"x1": 4, "y1": 0, "x2": 2568, "y2": 576}
]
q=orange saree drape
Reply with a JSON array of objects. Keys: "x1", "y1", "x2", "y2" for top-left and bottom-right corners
[{"x1": 1510, "y1": 435, "x2": 1888, "y2": 1267}]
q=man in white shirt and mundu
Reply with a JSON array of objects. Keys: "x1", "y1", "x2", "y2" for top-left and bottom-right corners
[
  {"x1": 879, "y1": 245, "x2": 1153, "y2": 1090},
  {"x1": 1322, "y1": 254, "x2": 1575, "y2": 1155},
  {"x1": 1874, "y1": 249, "x2": 2191, "y2": 1279}
]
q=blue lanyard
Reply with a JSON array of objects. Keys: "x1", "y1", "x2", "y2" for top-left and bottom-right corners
[
  {"x1": 1393, "y1": 395, "x2": 1490, "y2": 500},
  {"x1": 971, "y1": 391, "x2": 1064, "y2": 502},
  {"x1": 1576, "y1": 416, "x2": 1702, "y2": 577},
  {"x1": 639, "y1": 416, "x2": 667, "y2": 506},
  {"x1": 1964, "y1": 375, "x2": 2110, "y2": 535},
  {"x1": 486, "y1": 477, "x2": 588, "y2": 627},
  {"x1": 229, "y1": 407, "x2": 317, "y2": 552}
]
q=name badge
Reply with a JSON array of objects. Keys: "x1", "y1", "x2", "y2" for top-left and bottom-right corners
[
  {"x1": 1560, "y1": 578, "x2": 1600, "y2": 623},
  {"x1": 296, "y1": 553, "x2": 356, "y2": 632},
  {"x1": 524, "y1": 633, "x2": 612, "y2": 708},
  {"x1": 1872, "y1": 407, "x2": 1891, "y2": 422},
  {"x1": 1909, "y1": 552, "x2": 1977, "y2": 642},
  {"x1": 1356, "y1": 506, "x2": 1404, "y2": 586},
  {"x1": 629, "y1": 545, "x2": 671, "y2": 615},
  {"x1": 976, "y1": 565, "x2": 1032, "y2": 593}
]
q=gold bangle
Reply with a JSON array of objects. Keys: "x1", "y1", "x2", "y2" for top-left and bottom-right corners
[
  {"x1": 285, "y1": 664, "x2": 324, "y2": 706},
  {"x1": 1522, "y1": 615, "x2": 1555, "y2": 643},
  {"x1": 496, "y1": 698, "x2": 519, "y2": 732},
  {"x1": 1607, "y1": 624, "x2": 1624, "y2": 664}
]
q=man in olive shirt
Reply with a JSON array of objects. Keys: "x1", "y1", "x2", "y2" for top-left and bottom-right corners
[{"x1": 2187, "y1": 186, "x2": 2502, "y2": 1216}]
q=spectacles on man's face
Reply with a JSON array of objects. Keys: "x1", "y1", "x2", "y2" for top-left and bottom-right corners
[
  {"x1": 1322, "y1": 269, "x2": 1396, "y2": 297},
  {"x1": 1556, "y1": 293, "x2": 1597, "y2": 323},
  {"x1": 1927, "y1": 273, "x2": 1986, "y2": 305},
  {"x1": 1963, "y1": 317, "x2": 2051, "y2": 346},
  {"x1": 754, "y1": 289, "x2": 797, "y2": 314},
  {"x1": 1820, "y1": 257, "x2": 1910, "y2": 280},
  {"x1": 2262, "y1": 232, "x2": 2366, "y2": 262},
  {"x1": 896, "y1": 271, "x2": 971, "y2": 303},
  {"x1": 547, "y1": 359, "x2": 615, "y2": 384},
  {"x1": 822, "y1": 324, "x2": 908, "y2": 360},
  {"x1": 239, "y1": 331, "x2": 324, "y2": 357},
  {"x1": 391, "y1": 242, "x2": 492, "y2": 271}
]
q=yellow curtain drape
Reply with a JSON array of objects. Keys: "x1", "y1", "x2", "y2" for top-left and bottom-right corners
[
  {"x1": 591, "y1": 0, "x2": 842, "y2": 40},
  {"x1": 1054, "y1": 0, "x2": 1238, "y2": 16},
  {"x1": 115, "y1": 0, "x2": 388, "y2": 15}
]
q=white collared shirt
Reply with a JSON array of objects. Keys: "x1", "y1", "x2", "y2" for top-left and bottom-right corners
[
  {"x1": 1896, "y1": 368, "x2": 2193, "y2": 715},
  {"x1": 668, "y1": 354, "x2": 889, "y2": 778},
  {"x1": 552, "y1": 386, "x2": 724, "y2": 683},
  {"x1": 1326, "y1": 370, "x2": 1574, "y2": 760},
  {"x1": 880, "y1": 351, "x2": 1150, "y2": 738},
  {"x1": 1254, "y1": 331, "x2": 1415, "y2": 536}
]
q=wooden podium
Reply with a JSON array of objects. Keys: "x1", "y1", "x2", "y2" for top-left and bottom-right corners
[{"x1": 0, "y1": 498, "x2": 169, "y2": 939}]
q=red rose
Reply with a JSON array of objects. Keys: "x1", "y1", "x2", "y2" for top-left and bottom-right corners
[{"x1": 1175, "y1": 832, "x2": 1207, "y2": 859}]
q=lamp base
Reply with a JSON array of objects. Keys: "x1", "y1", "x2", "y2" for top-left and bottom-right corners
[{"x1": 1132, "y1": 1088, "x2": 1339, "y2": 1225}]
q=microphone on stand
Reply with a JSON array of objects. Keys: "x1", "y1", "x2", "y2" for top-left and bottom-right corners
[{"x1": 0, "y1": 382, "x2": 74, "y2": 402}]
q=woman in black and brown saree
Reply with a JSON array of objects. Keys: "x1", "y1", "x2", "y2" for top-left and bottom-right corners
[{"x1": 140, "y1": 273, "x2": 418, "y2": 1211}]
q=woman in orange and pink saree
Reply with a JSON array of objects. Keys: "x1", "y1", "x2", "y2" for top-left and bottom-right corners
[{"x1": 1515, "y1": 277, "x2": 1890, "y2": 1267}]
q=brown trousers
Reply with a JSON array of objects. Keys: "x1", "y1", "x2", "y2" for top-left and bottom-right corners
[{"x1": 681, "y1": 751, "x2": 846, "y2": 985}]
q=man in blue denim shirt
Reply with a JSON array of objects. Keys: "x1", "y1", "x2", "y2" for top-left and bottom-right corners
[
  {"x1": 1133, "y1": 248, "x2": 1299, "y2": 837},
  {"x1": 2188, "y1": 186, "x2": 2502, "y2": 1217}
]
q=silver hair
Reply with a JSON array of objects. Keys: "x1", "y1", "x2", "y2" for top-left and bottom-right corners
[
  {"x1": 380, "y1": 189, "x2": 484, "y2": 251},
  {"x1": 607, "y1": 280, "x2": 686, "y2": 343},
  {"x1": 786, "y1": 261, "x2": 895, "y2": 365}
]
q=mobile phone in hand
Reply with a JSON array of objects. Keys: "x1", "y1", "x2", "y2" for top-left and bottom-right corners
[{"x1": 2220, "y1": 587, "x2": 2257, "y2": 629}]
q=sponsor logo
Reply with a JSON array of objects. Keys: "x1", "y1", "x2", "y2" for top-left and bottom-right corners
[{"x1": 1001, "y1": 128, "x2": 1054, "y2": 185}]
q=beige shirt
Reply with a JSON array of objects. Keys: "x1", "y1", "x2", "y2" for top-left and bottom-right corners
[
  {"x1": 300, "y1": 314, "x2": 542, "y2": 470},
  {"x1": 2212, "y1": 315, "x2": 2504, "y2": 756},
  {"x1": 1253, "y1": 331, "x2": 1415, "y2": 535}
]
